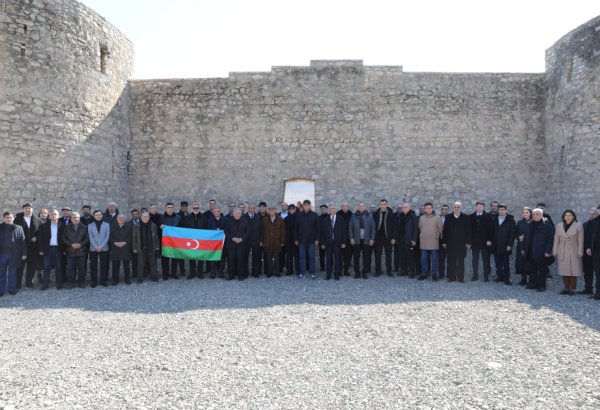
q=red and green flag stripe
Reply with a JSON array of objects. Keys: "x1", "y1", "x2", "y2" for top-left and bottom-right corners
[{"x1": 161, "y1": 226, "x2": 224, "y2": 261}]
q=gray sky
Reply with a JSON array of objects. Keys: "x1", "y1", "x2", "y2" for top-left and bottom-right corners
[{"x1": 79, "y1": 0, "x2": 600, "y2": 79}]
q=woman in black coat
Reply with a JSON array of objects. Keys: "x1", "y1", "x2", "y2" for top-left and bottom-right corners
[{"x1": 515, "y1": 207, "x2": 532, "y2": 285}]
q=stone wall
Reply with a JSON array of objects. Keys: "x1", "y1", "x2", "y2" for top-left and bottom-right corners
[
  {"x1": 129, "y1": 61, "x2": 546, "y2": 214},
  {"x1": 544, "y1": 15, "x2": 600, "y2": 218},
  {"x1": 0, "y1": 0, "x2": 133, "y2": 213}
]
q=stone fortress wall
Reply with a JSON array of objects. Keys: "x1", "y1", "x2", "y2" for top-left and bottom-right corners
[
  {"x1": 0, "y1": 0, "x2": 133, "y2": 211},
  {"x1": 0, "y1": 0, "x2": 598, "y2": 217}
]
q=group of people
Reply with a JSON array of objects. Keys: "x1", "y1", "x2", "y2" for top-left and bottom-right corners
[{"x1": 1, "y1": 198, "x2": 599, "y2": 301}]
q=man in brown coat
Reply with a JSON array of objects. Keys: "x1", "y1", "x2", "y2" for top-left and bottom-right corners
[
  {"x1": 262, "y1": 205, "x2": 286, "y2": 277},
  {"x1": 418, "y1": 202, "x2": 443, "y2": 281}
]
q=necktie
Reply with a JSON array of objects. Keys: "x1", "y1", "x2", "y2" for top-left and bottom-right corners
[{"x1": 331, "y1": 216, "x2": 335, "y2": 240}]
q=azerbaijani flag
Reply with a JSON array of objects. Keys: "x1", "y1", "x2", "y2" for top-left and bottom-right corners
[{"x1": 161, "y1": 226, "x2": 224, "y2": 261}]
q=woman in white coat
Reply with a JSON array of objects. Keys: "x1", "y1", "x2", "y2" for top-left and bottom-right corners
[{"x1": 553, "y1": 210, "x2": 584, "y2": 295}]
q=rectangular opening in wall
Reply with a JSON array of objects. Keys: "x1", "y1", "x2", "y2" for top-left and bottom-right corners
[
  {"x1": 284, "y1": 179, "x2": 315, "y2": 208},
  {"x1": 565, "y1": 56, "x2": 573, "y2": 82},
  {"x1": 100, "y1": 45, "x2": 109, "y2": 74},
  {"x1": 20, "y1": 45, "x2": 25, "y2": 57}
]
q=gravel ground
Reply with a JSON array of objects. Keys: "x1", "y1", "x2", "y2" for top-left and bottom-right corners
[{"x1": 1, "y1": 264, "x2": 600, "y2": 409}]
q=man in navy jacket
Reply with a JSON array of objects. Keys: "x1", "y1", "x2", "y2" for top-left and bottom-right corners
[
  {"x1": 320, "y1": 205, "x2": 348, "y2": 280},
  {"x1": 0, "y1": 212, "x2": 27, "y2": 296},
  {"x1": 294, "y1": 200, "x2": 320, "y2": 278}
]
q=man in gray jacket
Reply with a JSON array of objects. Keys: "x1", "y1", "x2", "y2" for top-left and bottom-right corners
[
  {"x1": 348, "y1": 202, "x2": 375, "y2": 279},
  {"x1": 88, "y1": 210, "x2": 111, "y2": 287}
]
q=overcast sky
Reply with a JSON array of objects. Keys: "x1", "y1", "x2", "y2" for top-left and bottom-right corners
[{"x1": 79, "y1": 0, "x2": 600, "y2": 80}]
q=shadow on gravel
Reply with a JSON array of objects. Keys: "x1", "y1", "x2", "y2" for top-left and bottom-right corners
[{"x1": 2, "y1": 273, "x2": 599, "y2": 332}]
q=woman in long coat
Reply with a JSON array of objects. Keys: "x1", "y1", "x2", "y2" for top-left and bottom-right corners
[
  {"x1": 552, "y1": 209, "x2": 584, "y2": 295},
  {"x1": 515, "y1": 207, "x2": 532, "y2": 285}
]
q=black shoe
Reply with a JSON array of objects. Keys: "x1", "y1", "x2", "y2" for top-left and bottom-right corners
[
  {"x1": 536, "y1": 287, "x2": 546, "y2": 292},
  {"x1": 362, "y1": 275, "x2": 368, "y2": 279},
  {"x1": 354, "y1": 274, "x2": 361, "y2": 279},
  {"x1": 387, "y1": 272, "x2": 394, "y2": 277},
  {"x1": 408, "y1": 274, "x2": 416, "y2": 279},
  {"x1": 25, "y1": 283, "x2": 34, "y2": 289},
  {"x1": 210, "y1": 274, "x2": 216, "y2": 279},
  {"x1": 432, "y1": 276, "x2": 438, "y2": 282},
  {"x1": 8, "y1": 290, "x2": 17, "y2": 295},
  {"x1": 504, "y1": 281, "x2": 512, "y2": 286},
  {"x1": 560, "y1": 289, "x2": 569, "y2": 295},
  {"x1": 334, "y1": 276, "x2": 340, "y2": 280},
  {"x1": 186, "y1": 274, "x2": 196, "y2": 280},
  {"x1": 343, "y1": 272, "x2": 350, "y2": 277},
  {"x1": 0, "y1": 292, "x2": 3, "y2": 297},
  {"x1": 448, "y1": 278, "x2": 456, "y2": 282},
  {"x1": 471, "y1": 276, "x2": 478, "y2": 282},
  {"x1": 198, "y1": 274, "x2": 205, "y2": 279},
  {"x1": 518, "y1": 279, "x2": 527, "y2": 286},
  {"x1": 325, "y1": 275, "x2": 331, "y2": 280},
  {"x1": 577, "y1": 289, "x2": 593, "y2": 295},
  {"x1": 79, "y1": 283, "x2": 86, "y2": 288},
  {"x1": 494, "y1": 278, "x2": 504, "y2": 283},
  {"x1": 398, "y1": 272, "x2": 408, "y2": 277},
  {"x1": 90, "y1": 282, "x2": 97, "y2": 288},
  {"x1": 458, "y1": 278, "x2": 465, "y2": 283},
  {"x1": 526, "y1": 284, "x2": 536, "y2": 290},
  {"x1": 591, "y1": 294, "x2": 600, "y2": 300},
  {"x1": 567, "y1": 290, "x2": 575, "y2": 296},
  {"x1": 125, "y1": 280, "x2": 132, "y2": 285},
  {"x1": 171, "y1": 274, "x2": 179, "y2": 280},
  {"x1": 417, "y1": 275, "x2": 427, "y2": 281},
  {"x1": 438, "y1": 274, "x2": 445, "y2": 279},
  {"x1": 484, "y1": 277, "x2": 490, "y2": 282},
  {"x1": 56, "y1": 286, "x2": 63, "y2": 290},
  {"x1": 226, "y1": 276, "x2": 234, "y2": 281},
  {"x1": 163, "y1": 275, "x2": 169, "y2": 281},
  {"x1": 40, "y1": 284, "x2": 49, "y2": 291},
  {"x1": 99, "y1": 282, "x2": 108, "y2": 287},
  {"x1": 374, "y1": 272, "x2": 381, "y2": 277}
]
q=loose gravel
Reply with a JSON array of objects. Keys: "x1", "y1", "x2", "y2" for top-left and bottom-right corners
[{"x1": 1, "y1": 268, "x2": 599, "y2": 409}]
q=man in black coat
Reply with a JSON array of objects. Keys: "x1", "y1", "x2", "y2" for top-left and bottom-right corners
[
  {"x1": 337, "y1": 203, "x2": 353, "y2": 276},
  {"x1": 469, "y1": 201, "x2": 494, "y2": 281},
  {"x1": 584, "y1": 210, "x2": 600, "y2": 299},
  {"x1": 438, "y1": 204, "x2": 449, "y2": 278},
  {"x1": 103, "y1": 202, "x2": 119, "y2": 225},
  {"x1": 372, "y1": 199, "x2": 395, "y2": 277},
  {"x1": 320, "y1": 205, "x2": 348, "y2": 280},
  {"x1": 80, "y1": 205, "x2": 94, "y2": 226},
  {"x1": 491, "y1": 205, "x2": 516, "y2": 285},
  {"x1": 244, "y1": 203, "x2": 263, "y2": 278},
  {"x1": 318, "y1": 204, "x2": 329, "y2": 272},
  {"x1": 158, "y1": 202, "x2": 182, "y2": 280},
  {"x1": 37, "y1": 209, "x2": 65, "y2": 290},
  {"x1": 525, "y1": 209, "x2": 555, "y2": 292},
  {"x1": 294, "y1": 200, "x2": 320, "y2": 279},
  {"x1": 110, "y1": 214, "x2": 133, "y2": 285},
  {"x1": 14, "y1": 202, "x2": 41, "y2": 289},
  {"x1": 0, "y1": 212, "x2": 27, "y2": 296},
  {"x1": 393, "y1": 203, "x2": 419, "y2": 277},
  {"x1": 284, "y1": 204, "x2": 299, "y2": 275},
  {"x1": 580, "y1": 208, "x2": 598, "y2": 295},
  {"x1": 442, "y1": 202, "x2": 472, "y2": 282},
  {"x1": 224, "y1": 209, "x2": 249, "y2": 280},
  {"x1": 183, "y1": 202, "x2": 208, "y2": 279}
]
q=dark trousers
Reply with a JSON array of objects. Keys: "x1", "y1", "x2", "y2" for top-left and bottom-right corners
[
  {"x1": 247, "y1": 245, "x2": 262, "y2": 276},
  {"x1": 89, "y1": 251, "x2": 109, "y2": 285},
  {"x1": 494, "y1": 253, "x2": 510, "y2": 281},
  {"x1": 227, "y1": 245, "x2": 247, "y2": 279},
  {"x1": 280, "y1": 245, "x2": 286, "y2": 272},
  {"x1": 43, "y1": 247, "x2": 63, "y2": 288},
  {"x1": 137, "y1": 251, "x2": 157, "y2": 281},
  {"x1": 61, "y1": 253, "x2": 68, "y2": 283},
  {"x1": 325, "y1": 245, "x2": 342, "y2": 278},
  {"x1": 529, "y1": 262, "x2": 549, "y2": 290},
  {"x1": 472, "y1": 247, "x2": 491, "y2": 279},
  {"x1": 176, "y1": 258, "x2": 185, "y2": 275},
  {"x1": 111, "y1": 260, "x2": 131, "y2": 284},
  {"x1": 583, "y1": 254, "x2": 594, "y2": 291},
  {"x1": 438, "y1": 246, "x2": 447, "y2": 277},
  {"x1": 161, "y1": 256, "x2": 179, "y2": 278},
  {"x1": 393, "y1": 241, "x2": 401, "y2": 272},
  {"x1": 188, "y1": 260, "x2": 204, "y2": 277},
  {"x1": 319, "y1": 245, "x2": 326, "y2": 271},
  {"x1": 286, "y1": 242, "x2": 299, "y2": 275},
  {"x1": 593, "y1": 251, "x2": 600, "y2": 295},
  {"x1": 16, "y1": 245, "x2": 37, "y2": 289},
  {"x1": 298, "y1": 243, "x2": 316, "y2": 276},
  {"x1": 130, "y1": 251, "x2": 138, "y2": 278},
  {"x1": 399, "y1": 243, "x2": 416, "y2": 275},
  {"x1": 265, "y1": 252, "x2": 281, "y2": 276},
  {"x1": 447, "y1": 250, "x2": 465, "y2": 281},
  {"x1": 353, "y1": 241, "x2": 371, "y2": 276},
  {"x1": 342, "y1": 241, "x2": 353, "y2": 274},
  {"x1": 374, "y1": 234, "x2": 392, "y2": 274},
  {"x1": 210, "y1": 256, "x2": 224, "y2": 277},
  {"x1": 67, "y1": 255, "x2": 86, "y2": 284},
  {"x1": 0, "y1": 253, "x2": 17, "y2": 293}
]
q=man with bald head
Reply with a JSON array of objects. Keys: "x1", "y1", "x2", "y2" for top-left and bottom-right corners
[{"x1": 441, "y1": 202, "x2": 471, "y2": 282}]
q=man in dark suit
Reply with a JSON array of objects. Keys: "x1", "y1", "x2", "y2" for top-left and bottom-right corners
[
  {"x1": 59, "y1": 207, "x2": 72, "y2": 284},
  {"x1": 244, "y1": 203, "x2": 263, "y2": 278},
  {"x1": 0, "y1": 212, "x2": 27, "y2": 296},
  {"x1": 442, "y1": 202, "x2": 472, "y2": 282},
  {"x1": 110, "y1": 214, "x2": 133, "y2": 285},
  {"x1": 14, "y1": 202, "x2": 41, "y2": 289},
  {"x1": 37, "y1": 209, "x2": 65, "y2": 290},
  {"x1": 337, "y1": 202, "x2": 353, "y2": 276},
  {"x1": 392, "y1": 203, "x2": 418, "y2": 277},
  {"x1": 469, "y1": 201, "x2": 493, "y2": 281},
  {"x1": 103, "y1": 201, "x2": 119, "y2": 225},
  {"x1": 320, "y1": 205, "x2": 348, "y2": 280},
  {"x1": 491, "y1": 204, "x2": 516, "y2": 284},
  {"x1": 183, "y1": 202, "x2": 208, "y2": 279},
  {"x1": 318, "y1": 204, "x2": 329, "y2": 272},
  {"x1": 372, "y1": 199, "x2": 395, "y2": 277},
  {"x1": 438, "y1": 204, "x2": 449, "y2": 278},
  {"x1": 224, "y1": 209, "x2": 249, "y2": 280},
  {"x1": 284, "y1": 204, "x2": 299, "y2": 275}
]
